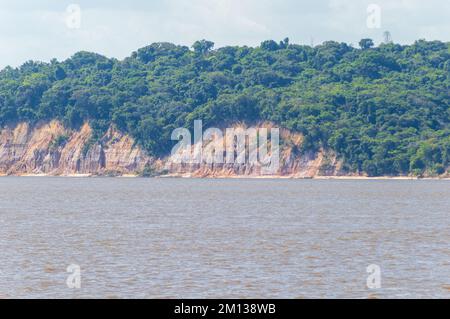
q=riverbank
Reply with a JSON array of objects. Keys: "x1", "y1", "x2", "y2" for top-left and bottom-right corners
[
  {"x1": 1, "y1": 121, "x2": 448, "y2": 179},
  {"x1": 1, "y1": 173, "x2": 448, "y2": 180}
]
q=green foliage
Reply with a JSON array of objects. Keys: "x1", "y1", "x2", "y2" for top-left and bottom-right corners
[
  {"x1": 49, "y1": 134, "x2": 69, "y2": 150},
  {"x1": 81, "y1": 137, "x2": 96, "y2": 158},
  {"x1": 192, "y1": 40, "x2": 215, "y2": 55},
  {"x1": 359, "y1": 38, "x2": 375, "y2": 50},
  {"x1": 139, "y1": 165, "x2": 169, "y2": 177},
  {"x1": 0, "y1": 39, "x2": 449, "y2": 176}
]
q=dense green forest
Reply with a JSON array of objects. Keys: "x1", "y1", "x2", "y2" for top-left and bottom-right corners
[{"x1": 0, "y1": 39, "x2": 448, "y2": 176}]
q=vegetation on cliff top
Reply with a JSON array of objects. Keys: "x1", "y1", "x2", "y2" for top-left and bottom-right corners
[{"x1": 0, "y1": 39, "x2": 449, "y2": 176}]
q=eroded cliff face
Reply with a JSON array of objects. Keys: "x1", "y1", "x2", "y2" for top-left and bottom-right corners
[
  {"x1": 162, "y1": 125, "x2": 342, "y2": 178},
  {"x1": 0, "y1": 121, "x2": 342, "y2": 177},
  {"x1": 162, "y1": 150, "x2": 340, "y2": 178},
  {"x1": 0, "y1": 121, "x2": 151, "y2": 176}
]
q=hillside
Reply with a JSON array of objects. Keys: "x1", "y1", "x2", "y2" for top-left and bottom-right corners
[{"x1": 0, "y1": 39, "x2": 449, "y2": 177}]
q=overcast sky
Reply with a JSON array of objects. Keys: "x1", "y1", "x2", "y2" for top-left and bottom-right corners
[{"x1": 0, "y1": 0, "x2": 449, "y2": 69}]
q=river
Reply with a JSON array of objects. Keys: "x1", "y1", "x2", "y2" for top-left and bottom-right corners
[{"x1": 0, "y1": 177, "x2": 449, "y2": 298}]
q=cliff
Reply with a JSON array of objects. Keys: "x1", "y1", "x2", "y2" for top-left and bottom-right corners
[
  {"x1": 0, "y1": 121, "x2": 345, "y2": 177},
  {"x1": 0, "y1": 121, "x2": 150, "y2": 176}
]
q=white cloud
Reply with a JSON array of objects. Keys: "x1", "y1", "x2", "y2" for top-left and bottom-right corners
[{"x1": 0, "y1": 0, "x2": 448, "y2": 69}]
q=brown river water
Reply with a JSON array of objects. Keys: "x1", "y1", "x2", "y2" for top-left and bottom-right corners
[{"x1": 0, "y1": 177, "x2": 449, "y2": 298}]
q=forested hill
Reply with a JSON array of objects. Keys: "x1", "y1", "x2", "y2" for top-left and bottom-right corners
[{"x1": 0, "y1": 39, "x2": 449, "y2": 176}]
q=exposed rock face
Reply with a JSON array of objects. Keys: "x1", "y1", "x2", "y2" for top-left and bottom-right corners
[
  {"x1": 0, "y1": 121, "x2": 342, "y2": 177},
  {"x1": 0, "y1": 121, "x2": 151, "y2": 176},
  {"x1": 162, "y1": 149, "x2": 340, "y2": 178},
  {"x1": 162, "y1": 126, "x2": 342, "y2": 178}
]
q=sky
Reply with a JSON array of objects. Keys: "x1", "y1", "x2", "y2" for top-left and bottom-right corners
[{"x1": 0, "y1": 0, "x2": 449, "y2": 69}]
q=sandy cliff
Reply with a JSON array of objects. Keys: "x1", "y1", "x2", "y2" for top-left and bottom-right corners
[
  {"x1": 0, "y1": 121, "x2": 345, "y2": 177},
  {"x1": 0, "y1": 121, "x2": 150, "y2": 176}
]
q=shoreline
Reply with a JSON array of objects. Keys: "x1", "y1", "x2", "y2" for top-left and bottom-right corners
[{"x1": 0, "y1": 173, "x2": 448, "y2": 180}]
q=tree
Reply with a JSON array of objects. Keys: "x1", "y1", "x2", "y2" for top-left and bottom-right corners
[
  {"x1": 359, "y1": 38, "x2": 375, "y2": 50},
  {"x1": 0, "y1": 39, "x2": 448, "y2": 176},
  {"x1": 55, "y1": 66, "x2": 67, "y2": 80},
  {"x1": 260, "y1": 40, "x2": 279, "y2": 51},
  {"x1": 192, "y1": 40, "x2": 215, "y2": 55},
  {"x1": 279, "y1": 37, "x2": 290, "y2": 49}
]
